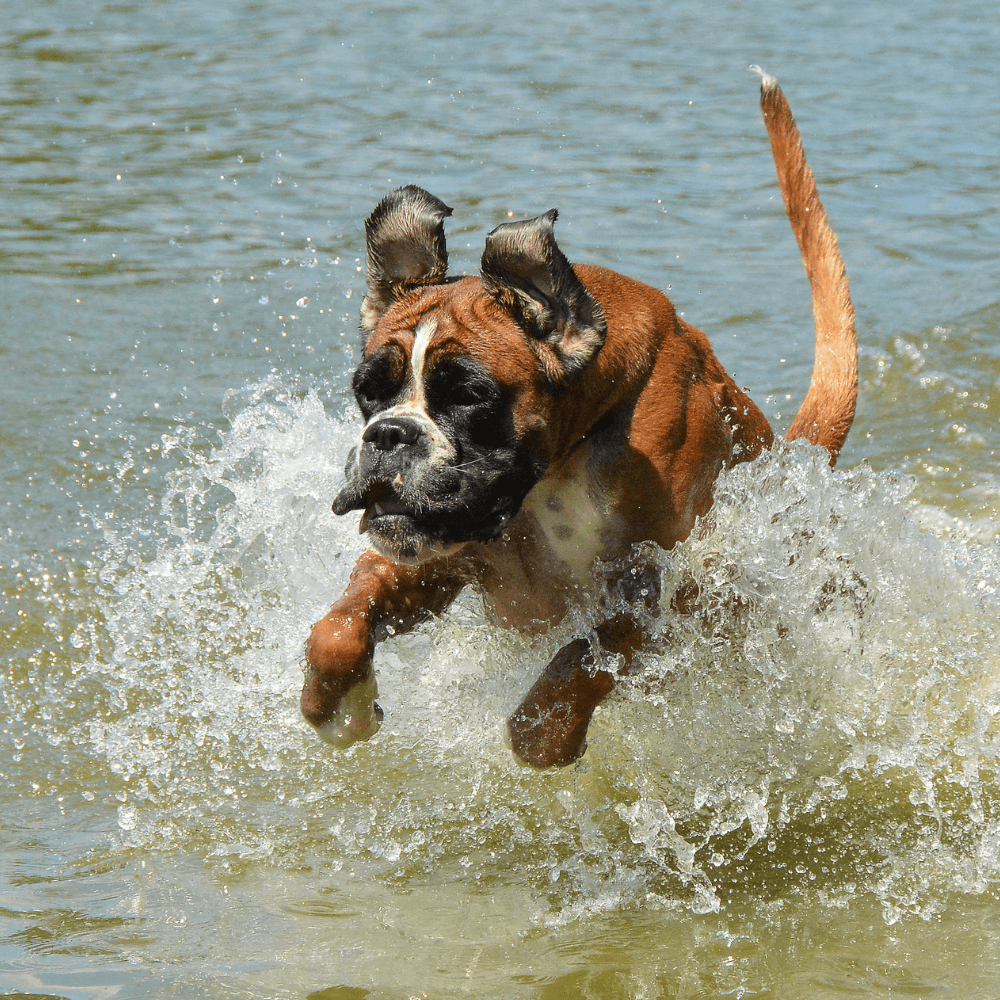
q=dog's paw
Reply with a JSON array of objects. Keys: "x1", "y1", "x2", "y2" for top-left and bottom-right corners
[
  {"x1": 302, "y1": 665, "x2": 383, "y2": 747},
  {"x1": 504, "y1": 708, "x2": 589, "y2": 769}
]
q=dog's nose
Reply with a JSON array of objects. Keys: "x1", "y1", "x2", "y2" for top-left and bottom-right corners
[{"x1": 362, "y1": 416, "x2": 422, "y2": 452}]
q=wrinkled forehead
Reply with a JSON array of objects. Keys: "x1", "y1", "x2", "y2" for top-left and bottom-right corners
[
  {"x1": 361, "y1": 281, "x2": 540, "y2": 383},
  {"x1": 363, "y1": 312, "x2": 434, "y2": 359}
]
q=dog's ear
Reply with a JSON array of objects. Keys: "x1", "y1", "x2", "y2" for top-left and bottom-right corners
[
  {"x1": 480, "y1": 210, "x2": 607, "y2": 381},
  {"x1": 361, "y1": 186, "x2": 453, "y2": 334}
]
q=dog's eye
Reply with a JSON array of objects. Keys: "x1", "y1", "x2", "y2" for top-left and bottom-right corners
[
  {"x1": 353, "y1": 348, "x2": 404, "y2": 417},
  {"x1": 450, "y1": 381, "x2": 490, "y2": 407},
  {"x1": 428, "y1": 363, "x2": 497, "y2": 412},
  {"x1": 353, "y1": 377, "x2": 382, "y2": 417}
]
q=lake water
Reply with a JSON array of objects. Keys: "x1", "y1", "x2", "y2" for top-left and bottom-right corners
[{"x1": 2, "y1": 0, "x2": 999, "y2": 997}]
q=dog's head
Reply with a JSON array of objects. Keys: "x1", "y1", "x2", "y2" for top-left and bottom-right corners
[{"x1": 332, "y1": 186, "x2": 608, "y2": 563}]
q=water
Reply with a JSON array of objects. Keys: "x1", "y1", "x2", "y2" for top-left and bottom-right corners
[{"x1": 2, "y1": 0, "x2": 999, "y2": 997}]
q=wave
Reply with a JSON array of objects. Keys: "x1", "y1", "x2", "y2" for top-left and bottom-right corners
[{"x1": 69, "y1": 376, "x2": 1000, "y2": 925}]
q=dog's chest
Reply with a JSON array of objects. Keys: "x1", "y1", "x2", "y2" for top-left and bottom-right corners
[{"x1": 521, "y1": 445, "x2": 607, "y2": 581}]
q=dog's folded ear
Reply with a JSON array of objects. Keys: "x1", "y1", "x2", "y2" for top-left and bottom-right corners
[
  {"x1": 361, "y1": 186, "x2": 453, "y2": 334},
  {"x1": 481, "y1": 210, "x2": 607, "y2": 381}
]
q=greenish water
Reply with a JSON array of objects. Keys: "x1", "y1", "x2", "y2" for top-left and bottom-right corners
[{"x1": 2, "y1": 1, "x2": 999, "y2": 997}]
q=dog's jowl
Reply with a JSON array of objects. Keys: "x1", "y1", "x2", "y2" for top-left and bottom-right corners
[{"x1": 301, "y1": 70, "x2": 858, "y2": 767}]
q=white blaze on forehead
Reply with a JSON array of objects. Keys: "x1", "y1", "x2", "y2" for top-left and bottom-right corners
[
  {"x1": 409, "y1": 315, "x2": 437, "y2": 403},
  {"x1": 356, "y1": 315, "x2": 456, "y2": 465}
]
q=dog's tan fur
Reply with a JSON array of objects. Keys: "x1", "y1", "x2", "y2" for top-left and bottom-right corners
[{"x1": 301, "y1": 71, "x2": 857, "y2": 767}]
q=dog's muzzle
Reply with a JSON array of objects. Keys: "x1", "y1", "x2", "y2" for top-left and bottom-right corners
[
  {"x1": 333, "y1": 409, "x2": 537, "y2": 561},
  {"x1": 362, "y1": 414, "x2": 422, "y2": 452},
  {"x1": 332, "y1": 414, "x2": 460, "y2": 561}
]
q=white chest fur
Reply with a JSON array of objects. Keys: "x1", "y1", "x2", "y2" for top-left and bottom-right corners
[{"x1": 522, "y1": 443, "x2": 607, "y2": 581}]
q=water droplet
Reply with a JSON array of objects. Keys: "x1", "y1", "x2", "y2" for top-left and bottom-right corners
[{"x1": 118, "y1": 804, "x2": 137, "y2": 830}]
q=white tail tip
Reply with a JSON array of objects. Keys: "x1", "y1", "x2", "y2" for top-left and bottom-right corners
[{"x1": 748, "y1": 64, "x2": 779, "y2": 92}]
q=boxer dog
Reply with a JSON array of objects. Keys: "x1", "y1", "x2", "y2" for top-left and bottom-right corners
[{"x1": 300, "y1": 69, "x2": 857, "y2": 767}]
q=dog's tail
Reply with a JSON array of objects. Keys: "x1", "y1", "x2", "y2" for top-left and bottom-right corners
[{"x1": 750, "y1": 66, "x2": 858, "y2": 466}]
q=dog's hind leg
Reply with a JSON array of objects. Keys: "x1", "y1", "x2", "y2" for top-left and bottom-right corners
[
  {"x1": 506, "y1": 613, "x2": 649, "y2": 768},
  {"x1": 507, "y1": 552, "x2": 663, "y2": 767}
]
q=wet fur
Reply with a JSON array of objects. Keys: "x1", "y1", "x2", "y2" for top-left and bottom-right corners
[{"x1": 301, "y1": 71, "x2": 858, "y2": 767}]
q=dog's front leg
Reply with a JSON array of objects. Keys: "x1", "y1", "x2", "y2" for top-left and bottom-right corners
[
  {"x1": 506, "y1": 613, "x2": 648, "y2": 768},
  {"x1": 301, "y1": 549, "x2": 466, "y2": 746}
]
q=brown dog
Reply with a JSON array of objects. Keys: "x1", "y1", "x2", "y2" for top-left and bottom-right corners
[{"x1": 300, "y1": 69, "x2": 857, "y2": 767}]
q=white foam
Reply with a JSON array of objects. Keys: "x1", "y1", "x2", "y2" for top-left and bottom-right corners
[{"x1": 81, "y1": 380, "x2": 1000, "y2": 921}]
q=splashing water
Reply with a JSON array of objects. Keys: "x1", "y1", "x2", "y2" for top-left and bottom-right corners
[{"x1": 50, "y1": 377, "x2": 1000, "y2": 930}]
